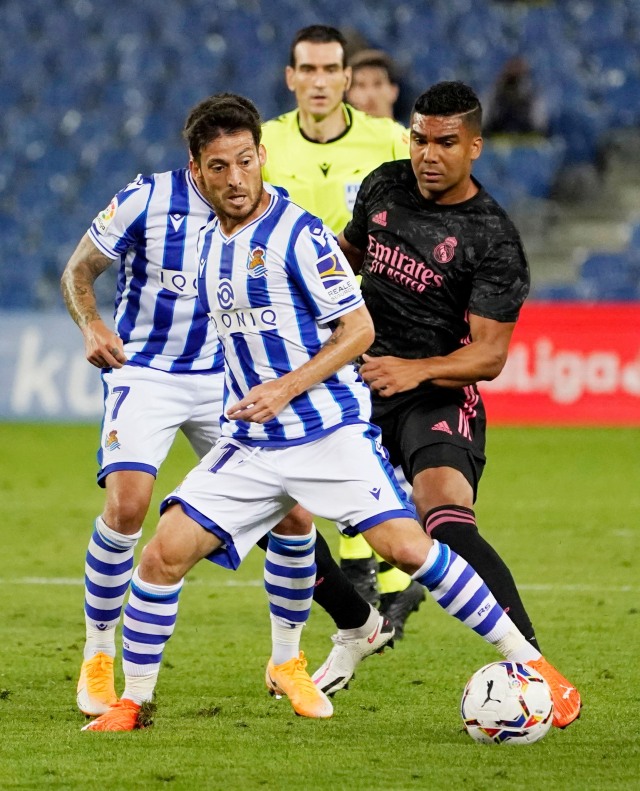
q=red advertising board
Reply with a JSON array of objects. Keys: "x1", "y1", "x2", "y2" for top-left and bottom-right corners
[{"x1": 479, "y1": 303, "x2": 640, "y2": 425}]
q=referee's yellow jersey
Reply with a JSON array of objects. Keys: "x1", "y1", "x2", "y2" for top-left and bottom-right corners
[{"x1": 261, "y1": 104, "x2": 409, "y2": 234}]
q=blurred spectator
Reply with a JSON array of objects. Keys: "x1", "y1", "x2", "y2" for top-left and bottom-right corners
[
  {"x1": 484, "y1": 56, "x2": 549, "y2": 137},
  {"x1": 347, "y1": 49, "x2": 400, "y2": 120}
]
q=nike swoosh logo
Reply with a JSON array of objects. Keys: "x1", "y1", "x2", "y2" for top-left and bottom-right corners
[{"x1": 367, "y1": 623, "x2": 381, "y2": 644}]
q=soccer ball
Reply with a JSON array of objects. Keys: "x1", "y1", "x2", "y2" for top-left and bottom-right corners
[{"x1": 460, "y1": 661, "x2": 553, "y2": 745}]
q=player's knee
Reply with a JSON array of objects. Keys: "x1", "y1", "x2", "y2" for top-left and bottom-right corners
[
  {"x1": 274, "y1": 504, "x2": 314, "y2": 536},
  {"x1": 384, "y1": 527, "x2": 432, "y2": 576},
  {"x1": 103, "y1": 495, "x2": 148, "y2": 533},
  {"x1": 138, "y1": 538, "x2": 182, "y2": 585}
]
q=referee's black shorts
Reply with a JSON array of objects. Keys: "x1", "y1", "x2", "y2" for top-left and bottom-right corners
[{"x1": 372, "y1": 387, "x2": 487, "y2": 502}]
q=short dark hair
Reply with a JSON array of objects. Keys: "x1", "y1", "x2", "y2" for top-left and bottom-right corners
[
  {"x1": 412, "y1": 81, "x2": 482, "y2": 133},
  {"x1": 183, "y1": 93, "x2": 262, "y2": 159},
  {"x1": 289, "y1": 25, "x2": 347, "y2": 68},
  {"x1": 348, "y1": 49, "x2": 398, "y2": 85}
]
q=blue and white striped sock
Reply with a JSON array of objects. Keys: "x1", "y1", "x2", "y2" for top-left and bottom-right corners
[
  {"x1": 413, "y1": 539, "x2": 528, "y2": 653},
  {"x1": 121, "y1": 568, "x2": 183, "y2": 704},
  {"x1": 264, "y1": 527, "x2": 316, "y2": 666},
  {"x1": 83, "y1": 516, "x2": 141, "y2": 660}
]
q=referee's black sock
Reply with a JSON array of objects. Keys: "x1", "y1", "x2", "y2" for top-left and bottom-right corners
[
  {"x1": 257, "y1": 529, "x2": 371, "y2": 630},
  {"x1": 425, "y1": 505, "x2": 540, "y2": 652}
]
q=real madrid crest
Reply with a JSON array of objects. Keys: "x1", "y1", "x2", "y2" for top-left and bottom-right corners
[{"x1": 433, "y1": 236, "x2": 457, "y2": 264}]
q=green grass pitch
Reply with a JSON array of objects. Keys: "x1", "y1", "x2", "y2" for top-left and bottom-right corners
[{"x1": 1, "y1": 423, "x2": 639, "y2": 790}]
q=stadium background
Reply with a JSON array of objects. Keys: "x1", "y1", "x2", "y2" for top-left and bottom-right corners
[
  {"x1": 1, "y1": 4, "x2": 639, "y2": 786},
  {"x1": 1, "y1": 0, "x2": 639, "y2": 423}
]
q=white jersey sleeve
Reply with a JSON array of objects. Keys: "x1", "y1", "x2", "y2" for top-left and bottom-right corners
[
  {"x1": 285, "y1": 218, "x2": 363, "y2": 325},
  {"x1": 88, "y1": 174, "x2": 152, "y2": 259}
]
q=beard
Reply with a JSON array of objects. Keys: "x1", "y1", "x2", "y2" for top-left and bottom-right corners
[{"x1": 210, "y1": 186, "x2": 264, "y2": 227}]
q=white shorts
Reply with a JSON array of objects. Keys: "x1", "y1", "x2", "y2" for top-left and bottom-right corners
[
  {"x1": 161, "y1": 422, "x2": 416, "y2": 570},
  {"x1": 97, "y1": 365, "x2": 224, "y2": 486}
]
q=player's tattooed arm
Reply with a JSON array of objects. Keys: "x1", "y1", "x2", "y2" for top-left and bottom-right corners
[
  {"x1": 321, "y1": 316, "x2": 347, "y2": 348},
  {"x1": 61, "y1": 235, "x2": 113, "y2": 327},
  {"x1": 61, "y1": 234, "x2": 126, "y2": 368}
]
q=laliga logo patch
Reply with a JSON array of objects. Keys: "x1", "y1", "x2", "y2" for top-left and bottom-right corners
[
  {"x1": 433, "y1": 236, "x2": 457, "y2": 264},
  {"x1": 95, "y1": 197, "x2": 118, "y2": 234},
  {"x1": 246, "y1": 247, "x2": 267, "y2": 278},
  {"x1": 105, "y1": 430, "x2": 121, "y2": 451},
  {"x1": 217, "y1": 278, "x2": 235, "y2": 310}
]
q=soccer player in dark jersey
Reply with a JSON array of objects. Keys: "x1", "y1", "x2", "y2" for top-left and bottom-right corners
[{"x1": 327, "y1": 80, "x2": 582, "y2": 728}]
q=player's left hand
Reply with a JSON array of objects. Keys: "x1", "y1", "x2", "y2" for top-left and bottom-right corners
[
  {"x1": 226, "y1": 379, "x2": 295, "y2": 423},
  {"x1": 360, "y1": 354, "x2": 425, "y2": 396}
]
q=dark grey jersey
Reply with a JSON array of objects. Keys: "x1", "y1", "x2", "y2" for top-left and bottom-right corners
[{"x1": 344, "y1": 159, "x2": 530, "y2": 362}]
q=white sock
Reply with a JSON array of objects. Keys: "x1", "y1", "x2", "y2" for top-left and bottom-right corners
[
  {"x1": 122, "y1": 674, "x2": 157, "y2": 706},
  {"x1": 271, "y1": 615, "x2": 304, "y2": 666},
  {"x1": 337, "y1": 604, "x2": 379, "y2": 639}
]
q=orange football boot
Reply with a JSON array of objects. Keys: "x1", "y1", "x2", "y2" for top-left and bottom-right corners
[
  {"x1": 81, "y1": 699, "x2": 142, "y2": 732},
  {"x1": 529, "y1": 656, "x2": 582, "y2": 728},
  {"x1": 266, "y1": 652, "x2": 333, "y2": 719}
]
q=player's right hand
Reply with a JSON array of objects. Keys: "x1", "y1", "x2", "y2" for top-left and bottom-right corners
[{"x1": 82, "y1": 320, "x2": 127, "y2": 369}]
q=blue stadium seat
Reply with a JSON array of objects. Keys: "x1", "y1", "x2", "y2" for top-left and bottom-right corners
[
  {"x1": 504, "y1": 138, "x2": 566, "y2": 199},
  {"x1": 548, "y1": 100, "x2": 605, "y2": 165},
  {"x1": 627, "y1": 223, "x2": 640, "y2": 251},
  {"x1": 531, "y1": 283, "x2": 583, "y2": 301},
  {"x1": 2, "y1": 0, "x2": 640, "y2": 309},
  {"x1": 578, "y1": 251, "x2": 640, "y2": 300}
]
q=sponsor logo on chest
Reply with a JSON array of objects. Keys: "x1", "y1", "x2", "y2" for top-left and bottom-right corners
[
  {"x1": 210, "y1": 306, "x2": 279, "y2": 335},
  {"x1": 366, "y1": 234, "x2": 444, "y2": 292},
  {"x1": 160, "y1": 268, "x2": 198, "y2": 296},
  {"x1": 209, "y1": 277, "x2": 279, "y2": 335}
]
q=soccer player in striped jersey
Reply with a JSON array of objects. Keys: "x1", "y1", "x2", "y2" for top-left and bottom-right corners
[
  {"x1": 61, "y1": 161, "x2": 224, "y2": 718},
  {"x1": 83, "y1": 93, "x2": 576, "y2": 732},
  {"x1": 64, "y1": 94, "x2": 397, "y2": 721},
  {"x1": 261, "y1": 24, "x2": 423, "y2": 640},
  {"x1": 62, "y1": 136, "x2": 334, "y2": 720}
]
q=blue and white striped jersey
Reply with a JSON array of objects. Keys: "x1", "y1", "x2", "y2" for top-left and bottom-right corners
[
  {"x1": 88, "y1": 168, "x2": 224, "y2": 373},
  {"x1": 196, "y1": 189, "x2": 373, "y2": 447}
]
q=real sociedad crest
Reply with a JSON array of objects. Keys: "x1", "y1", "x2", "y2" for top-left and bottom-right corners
[{"x1": 247, "y1": 247, "x2": 267, "y2": 278}]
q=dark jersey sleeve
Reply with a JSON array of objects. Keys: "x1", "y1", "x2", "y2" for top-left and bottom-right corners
[{"x1": 468, "y1": 220, "x2": 530, "y2": 323}]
